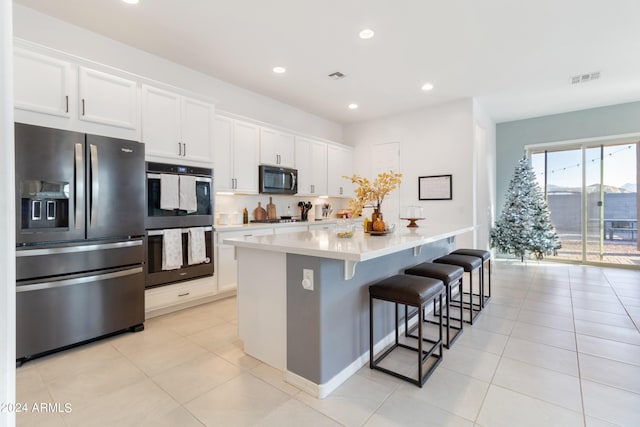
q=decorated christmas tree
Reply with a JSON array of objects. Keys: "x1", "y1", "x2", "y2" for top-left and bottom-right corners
[{"x1": 491, "y1": 157, "x2": 560, "y2": 261}]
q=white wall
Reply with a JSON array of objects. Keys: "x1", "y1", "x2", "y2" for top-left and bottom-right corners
[
  {"x1": 344, "y1": 99, "x2": 477, "y2": 247},
  {"x1": 13, "y1": 4, "x2": 343, "y2": 143},
  {"x1": 473, "y1": 99, "x2": 497, "y2": 250},
  {"x1": 1, "y1": 0, "x2": 16, "y2": 425}
]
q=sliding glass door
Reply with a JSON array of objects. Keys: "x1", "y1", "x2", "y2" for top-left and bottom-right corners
[{"x1": 530, "y1": 141, "x2": 639, "y2": 267}]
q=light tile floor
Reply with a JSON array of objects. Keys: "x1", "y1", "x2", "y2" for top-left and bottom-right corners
[{"x1": 16, "y1": 260, "x2": 640, "y2": 426}]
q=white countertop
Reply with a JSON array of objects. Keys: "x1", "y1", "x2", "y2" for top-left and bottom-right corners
[
  {"x1": 223, "y1": 223, "x2": 474, "y2": 262},
  {"x1": 215, "y1": 220, "x2": 337, "y2": 232}
]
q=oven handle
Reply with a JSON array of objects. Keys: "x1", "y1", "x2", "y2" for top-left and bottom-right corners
[
  {"x1": 16, "y1": 267, "x2": 143, "y2": 293},
  {"x1": 147, "y1": 226, "x2": 213, "y2": 236},
  {"x1": 146, "y1": 173, "x2": 212, "y2": 183}
]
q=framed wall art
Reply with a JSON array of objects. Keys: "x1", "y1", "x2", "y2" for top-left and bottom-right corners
[{"x1": 418, "y1": 174, "x2": 452, "y2": 200}]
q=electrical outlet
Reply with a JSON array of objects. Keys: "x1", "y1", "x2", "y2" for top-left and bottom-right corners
[{"x1": 302, "y1": 268, "x2": 314, "y2": 291}]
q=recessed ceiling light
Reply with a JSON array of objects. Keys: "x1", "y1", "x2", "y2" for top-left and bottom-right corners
[
  {"x1": 421, "y1": 83, "x2": 434, "y2": 91},
  {"x1": 122, "y1": 0, "x2": 139, "y2": 4},
  {"x1": 348, "y1": 104, "x2": 359, "y2": 110},
  {"x1": 273, "y1": 66, "x2": 286, "y2": 74},
  {"x1": 359, "y1": 29, "x2": 375, "y2": 40}
]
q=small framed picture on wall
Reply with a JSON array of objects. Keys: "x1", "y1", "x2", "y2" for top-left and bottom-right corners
[{"x1": 418, "y1": 175, "x2": 452, "y2": 200}]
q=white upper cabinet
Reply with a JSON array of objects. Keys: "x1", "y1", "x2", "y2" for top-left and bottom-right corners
[
  {"x1": 142, "y1": 84, "x2": 214, "y2": 164},
  {"x1": 295, "y1": 136, "x2": 327, "y2": 196},
  {"x1": 259, "y1": 127, "x2": 295, "y2": 167},
  {"x1": 213, "y1": 116, "x2": 259, "y2": 194},
  {"x1": 327, "y1": 144, "x2": 354, "y2": 198},
  {"x1": 232, "y1": 120, "x2": 260, "y2": 194},
  {"x1": 141, "y1": 85, "x2": 181, "y2": 157},
  {"x1": 181, "y1": 97, "x2": 214, "y2": 163},
  {"x1": 78, "y1": 66, "x2": 138, "y2": 129},
  {"x1": 14, "y1": 48, "x2": 72, "y2": 118}
]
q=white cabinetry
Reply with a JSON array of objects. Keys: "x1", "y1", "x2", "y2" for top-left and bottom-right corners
[
  {"x1": 295, "y1": 137, "x2": 327, "y2": 196},
  {"x1": 327, "y1": 145, "x2": 354, "y2": 198},
  {"x1": 142, "y1": 85, "x2": 214, "y2": 164},
  {"x1": 259, "y1": 127, "x2": 294, "y2": 167},
  {"x1": 273, "y1": 224, "x2": 308, "y2": 234},
  {"x1": 14, "y1": 48, "x2": 72, "y2": 118},
  {"x1": 78, "y1": 66, "x2": 138, "y2": 130},
  {"x1": 145, "y1": 276, "x2": 217, "y2": 318},
  {"x1": 216, "y1": 228, "x2": 272, "y2": 293},
  {"x1": 213, "y1": 116, "x2": 259, "y2": 193}
]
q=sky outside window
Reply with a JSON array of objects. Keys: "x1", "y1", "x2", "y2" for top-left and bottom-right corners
[{"x1": 531, "y1": 143, "x2": 637, "y2": 191}]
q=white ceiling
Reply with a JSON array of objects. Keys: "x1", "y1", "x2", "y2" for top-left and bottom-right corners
[{"x1": 14, "y1": 0, "x2": 640, "y2": 125}]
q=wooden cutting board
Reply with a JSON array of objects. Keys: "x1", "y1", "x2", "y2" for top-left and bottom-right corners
[
  {"x1": 267, "y1": 197, "x2": 277, "y2": 220},
  {"x1": 254, "y1": 202, "x2": 267, "y2": 220}
]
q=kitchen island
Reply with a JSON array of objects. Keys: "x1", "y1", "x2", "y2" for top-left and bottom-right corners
[{"x1": 224, "y1": 223, "x2": 474, "y2": 398}]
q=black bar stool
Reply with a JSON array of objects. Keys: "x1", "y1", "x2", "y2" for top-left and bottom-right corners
[
  {"x1": 369, "y1": 274, "x2": 445, "y2": 387},
  {"x1": 450, "y1": 249, "x2": 491, "y2": 307},
  {"x1": 404, "y1": 262, "x2": 464, "y2": 348},
  {"x1": 433, "y1": 254, "x2": 483, "y2": 324}
]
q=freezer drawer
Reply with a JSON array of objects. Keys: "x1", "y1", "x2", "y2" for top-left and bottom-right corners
[
  {"x1": 16, "y1": 238, "x2": 144, "y2": 281},
  {"x1": 16, "y1": 266, "x2": 144, "y2": 361}
]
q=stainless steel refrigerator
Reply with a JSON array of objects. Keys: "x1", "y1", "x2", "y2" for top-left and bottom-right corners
[{"x1": 15, "y1": 123, "x2": 146, "y2": 364}]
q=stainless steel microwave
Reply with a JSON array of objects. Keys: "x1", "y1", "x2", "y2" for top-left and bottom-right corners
[{"x1": 259, "y1": 165, "x2": 298, "y2": 195}]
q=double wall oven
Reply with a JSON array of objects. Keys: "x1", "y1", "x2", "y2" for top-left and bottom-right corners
[{"x1": 145, "y1": 162, "x2": 214, "y2": 288}]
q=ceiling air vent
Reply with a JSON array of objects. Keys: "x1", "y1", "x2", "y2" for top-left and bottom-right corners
[
  {"x1": 571, "y1": 71, "x2": 601, "y2": 84},
  {"x1": 328, "y1": 71, "x2": 346, "y2": 80}
]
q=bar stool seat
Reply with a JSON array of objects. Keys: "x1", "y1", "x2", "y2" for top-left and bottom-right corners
[
  {"x1": 433, "y1": 254, "x2": 483, "y2": 324},
  {"x1": 450, "y1": 249, "x2": 492, "y2": 307},
  {"x1": 405, "y1": 262, "x2": 464, "y2": 348},
  {"x1": 369, "y1": 274, "x2": 445, "y2": 387}
]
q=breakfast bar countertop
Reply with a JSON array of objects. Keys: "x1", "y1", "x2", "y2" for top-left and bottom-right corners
[{"x1": 223, "y1": 223, "x2": 475, "y2": 262}]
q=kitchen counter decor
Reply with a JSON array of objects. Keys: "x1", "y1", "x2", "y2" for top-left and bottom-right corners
[{"x1": 344, "y1": 170, "x2": 402, "y2": 232}]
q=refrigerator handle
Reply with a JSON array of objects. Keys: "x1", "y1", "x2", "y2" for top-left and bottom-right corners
[
  {"x1": 90, "y1": 144, "x2": 99, "y2": 228},
  {"x1": 74, "y1": 143, "x2": 84, "y2": 229},
  {"x1": 16, "y1": 266, "x2": 143, "y2": 293}
]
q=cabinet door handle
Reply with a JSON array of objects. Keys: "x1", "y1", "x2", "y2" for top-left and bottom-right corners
[
  {"x1": 178, "y1": 142, "x2": 182, "y2": 156},
  {"x1": 81, "y1": 98, "x2": 85, "y2": 116},
  {"x1": 178, "y1": 292, "x2": 190, "y2": 297},
  {"x1": 183, "y1": 143, "x2": 187, "y2": 157},
  {"x1": 65, "y1": 95, "x2": 69, "y2": 113},
  {"x1": 340, "y1": 187, "x2": 343, "y2": 195}
]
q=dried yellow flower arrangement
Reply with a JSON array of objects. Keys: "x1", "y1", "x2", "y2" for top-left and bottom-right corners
[{"x1": 343, "y1": 171, "x2": 403, "y2": 217}]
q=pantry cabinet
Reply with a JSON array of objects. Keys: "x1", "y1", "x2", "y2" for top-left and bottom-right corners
[
  {"x1": 142, "y1": 84, "x2": 214, "y2": 164},
  {"x1": 327, "y1": 144, "x2": 354, "y2": 197},
  {"x1": 213, "y1": 116, "x2": 259, "y2": 193},
  {"x1": 259, "y1": 127, "x2": 295, "y2": 167},
  {"x1": 295, "y1": 136, "x2": 327, "y2": 196}
]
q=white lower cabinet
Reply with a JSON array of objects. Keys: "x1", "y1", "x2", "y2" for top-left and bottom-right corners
[
  {"x1": 215, "y1": 227, "x2": 273, "y2": 293},
  {"x1": 273, "y1": 224, "x2": 308, "y2": 234},
  {"x1": 308, "y1": 222, "x2": 333, "y2": 231},
  {"x1": 145, "y1": 276, "x2": 217, "y2": 318}
]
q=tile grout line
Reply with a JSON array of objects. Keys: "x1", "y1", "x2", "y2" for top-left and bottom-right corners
[{"x1": 472, "y1": 262, "x2": 532, "y2": 425}]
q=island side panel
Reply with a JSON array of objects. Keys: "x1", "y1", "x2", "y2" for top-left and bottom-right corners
[
  {"x1": 286, "y1": 238, "x2": 453, "y2": 385},
  {"x1": 237, "y1": 247, "x2": 288, "y2": 370}
]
